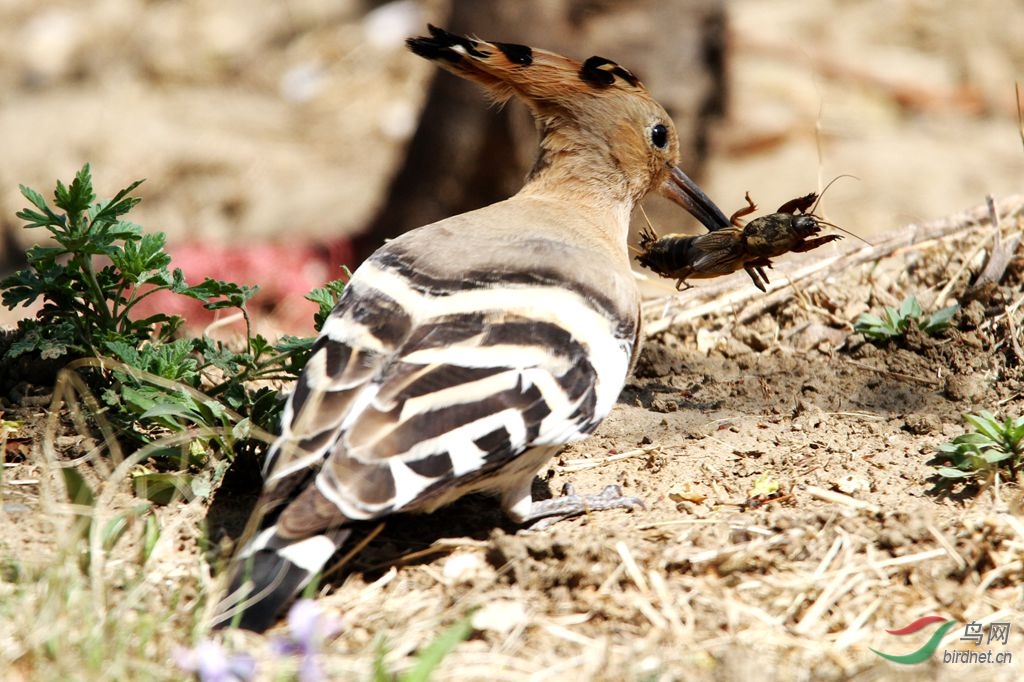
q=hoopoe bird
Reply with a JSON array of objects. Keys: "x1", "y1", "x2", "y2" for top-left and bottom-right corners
[{"x1": 217, "y1": 25, "x2": 729, "y2": 632}]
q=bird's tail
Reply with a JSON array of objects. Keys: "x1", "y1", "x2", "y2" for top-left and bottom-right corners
[{"x1": 215, "y1": 525, "x2": 351, "y2": 632}]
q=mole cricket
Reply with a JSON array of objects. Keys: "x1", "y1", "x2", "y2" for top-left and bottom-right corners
[{"x1": 636, "y1": 180, "x2": 858, "y2": 291}]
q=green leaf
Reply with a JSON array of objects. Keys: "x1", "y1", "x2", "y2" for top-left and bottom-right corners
[
  {"x1": 922, "y1": 303, "x2": 958, "y2": 334},
  {"x1": 106, "y1": 220, "x2": 143, "y2": 240},
  {"x1": 108, "y1": 231, "x2": 171, "y2": 284},
  {"x1": 982, "y1": 448, "x2": 1015, "y2": 464},
  {"x1": 231, "y1": 417, "x2": 253, "y2": 441},
  {"x1": 102, "y1": 513, "x2": 131, "y2": 552},
  {"x1": 190, "y1": 473, "x2": 213, "y2": 500},
  {"x1": 275, "y1": 335, "x2": 315, "y2": 353},
  {"x1": 855, "y1": 313, "x2": 885, "y2": 328},
  {"x1": 1005, "y1": 419, "x2": 1024, "y2": 448},
  {"x1": 899, "y1": 296, "x2": 922, "y2": 320},
  {"x1": 372, "y1": 636, "x2": 393, "y2": 682},
  {"x1": 936, "y1": 466, "x2": 974, "y2": 479},
  {"x1": 14, "y1": 207, "x2": 58, "y2": 230},
  {"x1": 129, "y1": 313, "x2": 184, "y2": 341},
  {"x1": 133, "y1": 472, "x2": 195, "y2": 505},
  {"x1": 248, "y1": 387, "x2": 286, "y2": 432},
  {"x1": 399, "y1": 614, "x2": 475, "y2": 682},
  {"x1": 61, "y1": 467, "x2": 96, "y2": 540},
  {"x1": 104, "y1": 339, "x2": 142, "y2": 365},
  {"x1": 90, "y1": 178, "x2": 145, "y2": 225},
  {"x1": 138, "y1": 400, "x2": 200, "y2": 424},
  {"x1": 174, "y1": 277, "x2": 255, "y2": 304},
  {"x1": 62, "y1": 466, "x2": 96, "y2": 508},
  {"x1": 306, "y1": 278, "x2": 347, "y2": 331},
  {"x1": 192, "y1": 399, "x2": 229, "y2": 428},
  {"x1": 978, "y1": 409, "x2": 999, "y2": 425},
  {"x1": 882, "y1": 306, "x2": 902, "y2": 330},
  {"x1": 19, "y1": 183, "x2": 51, "y2": 214},
  {"x1": 953, "y1": 432, "x2": 995, "y2": 447},
  {"x1": 53, "y1": 164, "x2": 97, "y2": 217},
  {"x1": 121, "y1": 385, "x2": 201, "y2": 430},
  {"x1": 196, "y1": 339, "x2": 246, "y2": 374},
  {"x1": 963, "y1": 413, "x2": 1003, "y2": 443},
  {"x1": 141, "y1": 513, "x2": 160, "y2": 563},
  {"x1": 3, "y1": 319, "x2": 78, "y2": 360}
]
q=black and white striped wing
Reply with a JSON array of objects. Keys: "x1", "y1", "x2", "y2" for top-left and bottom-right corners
[{"x1": 262, "y1": 249, "x2": 637, "y2": 533}]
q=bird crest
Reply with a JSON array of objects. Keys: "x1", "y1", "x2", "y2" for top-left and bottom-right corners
[{"x1": 406, "y1": 24, "x2": 648, "y2": 114}]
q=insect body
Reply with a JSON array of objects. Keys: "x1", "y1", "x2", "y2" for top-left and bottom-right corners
[{"x1": 636, "y1": 191, "x2": 843, "y2": 292}]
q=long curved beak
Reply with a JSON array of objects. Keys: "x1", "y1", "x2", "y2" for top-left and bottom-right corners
[{"x1": 663, "y1": 166, "x2": 730, "y2": 231}]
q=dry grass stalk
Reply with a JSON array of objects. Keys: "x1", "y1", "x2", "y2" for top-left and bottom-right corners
[{"x1": 805, "y1": 485, "x2": 882, "y2": 514}]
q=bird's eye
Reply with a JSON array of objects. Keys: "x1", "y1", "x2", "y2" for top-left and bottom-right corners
[{"x1": 650, "y1": 123, "x2": 668, "y2": 149}]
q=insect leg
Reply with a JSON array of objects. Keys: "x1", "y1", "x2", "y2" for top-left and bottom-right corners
[
  {"x1": 790, "y1": 234, "x2": 842, "y2": 253},
  {"x1": 729, "y1": 191, "x2": 758, "y2": 227}
]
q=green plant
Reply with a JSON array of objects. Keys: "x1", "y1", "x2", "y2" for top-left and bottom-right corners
[
  {"x1": 1, "y1": 164, "x2": 256, "y2": 360},
  {"x1": 854, "y1": 295, "x2": 958, "y2": 341},
  {"x1": 373, "y1": 613, "x2": 475, "y2": 682},
  {"x1": 933, "y1": 410, "x2": 1024, "y2": 481},
  {"x1": 60, "y1": 465, "x2": 162, "y2": 569},
  {"x1": 0, "y1": 165, "x2": 346, "y2": 493}
]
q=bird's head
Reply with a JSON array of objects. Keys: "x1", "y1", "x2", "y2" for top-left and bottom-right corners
[{"x1": 407, "y1": 25, "x2": 729, "y2": 231}]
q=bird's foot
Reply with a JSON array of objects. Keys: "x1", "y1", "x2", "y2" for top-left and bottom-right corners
[{"x1": 524, "y1": 483, "x2": 644, "y2": 530}]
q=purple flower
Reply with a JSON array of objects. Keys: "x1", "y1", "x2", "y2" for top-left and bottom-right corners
[
  {"x1": 173, "y1": 640, "x2": 255, "y2": 682},
  {"x1": 269, "y1": 599, "x2": 343, "y2": 682}
]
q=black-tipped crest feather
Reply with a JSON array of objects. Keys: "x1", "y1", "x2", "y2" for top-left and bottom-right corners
[{"x1": 406, "y1": 24, "x2": 490, "y2": 62}]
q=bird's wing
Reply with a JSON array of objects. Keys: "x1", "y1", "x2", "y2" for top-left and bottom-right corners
[{"x1": 261, "y1": 237, "x2": 637, "y2": 539}]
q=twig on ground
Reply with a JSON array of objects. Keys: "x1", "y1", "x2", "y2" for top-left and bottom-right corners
[
  {"x1": 965, "y1": 194, "x2": 1023, "y2": 293},
  {"x1": 841, "y1": 359, "x2": 942, "y2": 388},
  {"x1": 556, "y1": 445, "x2": 660, "y2": 472},
  {"x1": 805, "y1": 485, "x2": 882, "y2": 514},
  {"x1": 926, "y1": 524, "x2": 967, "y2": 572}
]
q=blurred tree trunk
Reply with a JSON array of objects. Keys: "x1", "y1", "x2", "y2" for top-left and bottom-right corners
[{"x1": 355, "y1": 0, "x2": 727, "y2": 263}]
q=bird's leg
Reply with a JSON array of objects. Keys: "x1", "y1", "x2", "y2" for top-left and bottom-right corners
[{"x1": 518, "y1": 483, "x2": 645, "y2": 530}]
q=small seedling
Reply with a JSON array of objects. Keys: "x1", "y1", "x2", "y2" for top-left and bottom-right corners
[
  {"x1": 933, "y1": 410, "x2": 1024, "y2": 482},
  {"x1": 854, "y1": 295, "x2": 958, "y2": 341}
]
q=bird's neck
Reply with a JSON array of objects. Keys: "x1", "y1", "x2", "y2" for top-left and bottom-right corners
[{"x1": 516, "y1": 129, "x2": 639, "y2": 247}]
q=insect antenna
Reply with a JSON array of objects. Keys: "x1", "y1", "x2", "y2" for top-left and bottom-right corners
[
  {"x1": 809, "y1": 173, "x2": 859, "y2": 215},
  {"x1": 638, "y1": 204, "x2": 659, "y2": 234},
  {"x1": 806, "y1": 174, "x2": 869, "y2": 245},
  {"x1": 1016, "y1": 81, "x2": 1023, "y2": 153},
  {"x1": 814, "y1": 218, "x2": 871, "y2": 246},
  {"x1": 631, "y1": 204, "x2": 660, "y2": 255}
]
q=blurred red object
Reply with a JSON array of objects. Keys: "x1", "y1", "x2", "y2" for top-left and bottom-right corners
[{"x1": 132, "y1": 237, "x2": 353, "y2": 338}]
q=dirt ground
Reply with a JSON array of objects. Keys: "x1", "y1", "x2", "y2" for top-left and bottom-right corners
[
  {"x1": 6, "y1": 195, "x2": 1023, "y2": 681},
  {"x1": 267, "y1": 197, "x2": 1024, "y2": 680},
  {"x1": 2, "y1": 1, "x2": 1024, "y2": 681}
]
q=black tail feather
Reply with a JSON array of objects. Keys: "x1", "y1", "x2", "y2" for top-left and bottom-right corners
[{"x1": 215, "y1": 529, "x2": 351, "y2": 632}]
